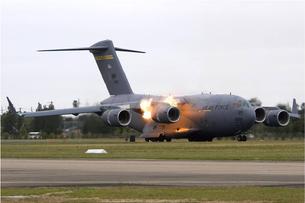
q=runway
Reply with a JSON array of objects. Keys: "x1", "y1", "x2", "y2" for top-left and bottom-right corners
[{"x1": 1, "y1": 159, "x2": 304, "y2": 187}]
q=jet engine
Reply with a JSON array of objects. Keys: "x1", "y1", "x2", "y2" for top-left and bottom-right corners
[
  {"x1": 151, "y1": 104, "x2": 180, "y2": 123},
  {"x1": 264, "y1": 110, "x2": 290, "y2": 127},
  {"x1": 101, "y1": 109, "x2": 131, "y2": 127},
  {"x1": 254, "y1": 107, "x2": 266, "y2": 123}
]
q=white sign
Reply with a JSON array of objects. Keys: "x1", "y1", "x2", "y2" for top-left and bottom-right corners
[{"x1": 85, "y1": 149, "x2": 107, "y2": 154}]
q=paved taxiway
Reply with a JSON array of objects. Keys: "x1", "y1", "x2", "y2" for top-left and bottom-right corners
[{"x1": 2, "y1": 159, "x2": 304, "y2": 187}]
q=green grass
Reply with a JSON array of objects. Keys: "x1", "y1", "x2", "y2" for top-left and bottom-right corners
[
  {"x1": 1, "y1": 139, "x2": 304, "y2": 161},
  {"x1": 1, "y1": 186, "x2": 304, "y2": 203}
]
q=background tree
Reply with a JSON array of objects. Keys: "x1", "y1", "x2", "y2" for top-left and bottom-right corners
[
  {"x1": 72, "y1": 99, "x2": 80, "y2": 108},
  {"x1": 248, "y1": 97, "x2": 262, "y2": 107},
  {"x1": 31, "y1": 102, "x2": 63, "y2": 136},
  {"x1": 276, "y1": 103, "x2": 291, "y2": 111},
  {"x1": 79, "y1": 114, "x2": 139, "y2": 138},
  {"x1": 300, "y1": 103, "x2": 305, "y2": 113},
  {"x1": 80, "y1": 114, "x2": 113, "y2": 137},
  {"x1": 1, "y1": 112, "x2": 18, "y2": 138},
  {"x1": 1, "y1": 102, "x2": 23, "y2": 138}
]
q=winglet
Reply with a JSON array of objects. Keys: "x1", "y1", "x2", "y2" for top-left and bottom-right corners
[
  {"x1": 6, "y1": 97, "x2": 16, "y2": 114},
  {"x1": 292, "y1": 98, "x2": 298, "y2": 114},
  {"x1": 290, "y1": 98, "x2": 300, "y2": 119}
]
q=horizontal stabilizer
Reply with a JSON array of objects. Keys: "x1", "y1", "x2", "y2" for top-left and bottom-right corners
[
  {"x1": 38, "y1": 47, "x2": 145, "y2": 53},
  {"x1": 114, "y1": 47, "x2": 145, "y2": 53},
  {"x1": 38, "y1": 47, "x2": 108, "y2": 52}
]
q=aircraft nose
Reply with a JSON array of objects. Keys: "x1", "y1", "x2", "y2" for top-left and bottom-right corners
[{"x1": 245, "y1": 107, "x2": 256, "y2": 129}]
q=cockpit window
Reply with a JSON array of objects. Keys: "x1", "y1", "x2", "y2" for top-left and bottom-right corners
[
  {"x1": 241, "y1": 100, "x2": 251, "y2": 108},
  {"x1": 232, "y1": 100, "x2": 251, "y2": 109}
]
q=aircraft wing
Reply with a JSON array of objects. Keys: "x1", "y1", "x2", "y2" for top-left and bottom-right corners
[
  {"x1": 262, "y1": 98, "x2": 300, "y2": 119},
  {"x1": 22, "y1": 106, "x2": 104, "y2": 117},
  {"x1": 6, "y1": 97, "x2": 111, "y2": 117}
]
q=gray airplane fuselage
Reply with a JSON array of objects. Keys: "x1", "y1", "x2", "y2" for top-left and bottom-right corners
[{"x1": 101, "y1": 94, "x2": 255, "y2": 140}]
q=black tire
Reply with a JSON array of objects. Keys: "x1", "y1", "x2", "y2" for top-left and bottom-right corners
[
  {"x1": 237, "y1": 135, "x2": 242, "y2": 142},
  {"x1": 145, "y1": 138, "x2": 150, "y2": 142},
  {"x1": 166, "y1": 138, "x2": 172, "y2": 142},
  {"x1": 242, "y1": 135, "x2": 247, "y2": 142},
  {"x1": 207, "y1": 137, "x2": 213, "y2": 142}
]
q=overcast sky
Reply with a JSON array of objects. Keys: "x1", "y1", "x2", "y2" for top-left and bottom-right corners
[{"x1": 1, "y1": 0, "x2": 304, "y2": 112}]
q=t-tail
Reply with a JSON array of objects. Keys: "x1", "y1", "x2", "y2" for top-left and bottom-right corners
[{"x1": 38, "y1": 40, "x2": 145, "y2": 95}]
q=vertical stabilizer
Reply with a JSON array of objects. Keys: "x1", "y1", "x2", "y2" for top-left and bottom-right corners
[{"x1": 90, "y1": 40, "x2": 133, "y2": 95}]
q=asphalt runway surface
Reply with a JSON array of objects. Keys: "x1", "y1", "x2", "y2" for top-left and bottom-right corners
[{"x1": 2, "y1": 159, "x2": 304, "y2": 187}]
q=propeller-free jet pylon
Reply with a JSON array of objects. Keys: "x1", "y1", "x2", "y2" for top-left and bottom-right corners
[{"x1": 7, "y1": 40, "x2": 300, "y2": 142}]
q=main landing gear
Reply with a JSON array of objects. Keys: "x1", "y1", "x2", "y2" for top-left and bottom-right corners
[
  {"x1": 236, "y1": 135, "x2": 247, "y2": 142},
  {"x1": 188, "y1": 137, "x2": 213, "y2": 142},
  {"x1": 145, "y1": 137, "x2": 172, "y2": 142}
]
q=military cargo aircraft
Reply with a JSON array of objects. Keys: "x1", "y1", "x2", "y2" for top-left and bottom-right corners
[{"x1": 7, "y1": 40, "x2": 300, "y2": 142}]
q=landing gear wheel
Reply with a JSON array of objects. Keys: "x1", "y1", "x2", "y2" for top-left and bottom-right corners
[
  {"x1": 145, "y1": 138, "x2": 150, "y2": 142},
  {"x1": 165, "y1": 138, "x2": 172, "y2": 142},
  {"x1": 237, "y1": 135, "x2": 247, "y2": 142},
  {"x1": 207, "y1": 138, "x2": 213, "y2": 142}
]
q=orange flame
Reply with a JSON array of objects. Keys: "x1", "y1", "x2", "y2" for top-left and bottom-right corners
[
  {"x1": 176, "y1": 127, "x2": 189, "y2": 132},
  {"x1": 140, "y1": 98, "x2": 153, "y2": 119},
  {"x1": 163, "y1": 95, "x2": 178, "y2": 107},
  {"x1": 140, "y1": 96, "x2": 179, "y2": 120}
]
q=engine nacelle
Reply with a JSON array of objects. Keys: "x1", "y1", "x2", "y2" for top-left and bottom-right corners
[
  {"x1": 264, "y1": 110, "x2": 290, "y2": 127},
  {"x1": 151, "y1": 104, "x2": 180, "y2": 123},
  {"x1": 101, "y1": 109, "x2": 131, "y2": 127},
  {"x1": 254, "y1": 107, "x2": 266, "y2": 123}
]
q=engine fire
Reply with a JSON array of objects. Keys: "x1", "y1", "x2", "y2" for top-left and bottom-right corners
[
  {"x1": 140, "y1": 96, "x2": 180, "y2": 123},
  {"x1": 140, "y1": 98, "x2": 153, "y2": 119},
  {"x1": 151, "y1": 104, "x2": 180, "y2": 123}
]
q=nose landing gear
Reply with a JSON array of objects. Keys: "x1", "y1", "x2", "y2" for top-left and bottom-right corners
[{"x1": 236, "y1": 135, "x2": 247, "y2": 142}]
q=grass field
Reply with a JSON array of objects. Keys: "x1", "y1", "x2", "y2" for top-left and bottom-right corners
[
  {"x1": 1, "y1": 186, "x2": 304, "y2": 203},
  {"x1": 1, "y1": 139, "x2": 304, "y2": 161},
  {"x1": 2, "y1": 139, "x2": 304, "y2": 202}
]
